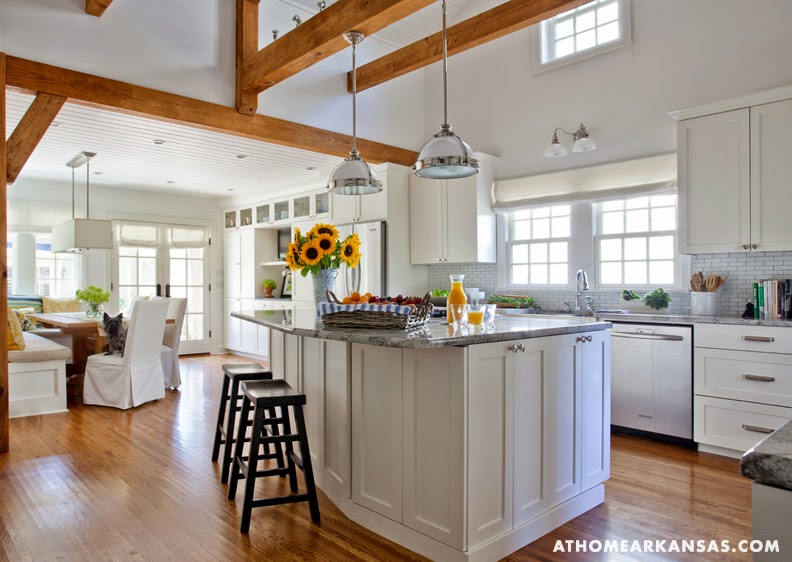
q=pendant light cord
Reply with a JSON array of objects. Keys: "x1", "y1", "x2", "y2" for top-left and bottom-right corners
[
  {"x1": 352, "y1": 38, "x2": 358, "y2": 154},
  {"x1": 86, "y1": 159, "x2": 90, "y2": 219},
  {"x1": 442, "y1": 0, "x2": 448, "y2": 127},
  {"x1": 71, "y1": 167, "x2": 75, "y2": 219}
]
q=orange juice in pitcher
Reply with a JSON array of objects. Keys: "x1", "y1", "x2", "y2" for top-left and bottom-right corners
[{"x1": 447, "y1": 274, "x2": 467, "y2": 324}]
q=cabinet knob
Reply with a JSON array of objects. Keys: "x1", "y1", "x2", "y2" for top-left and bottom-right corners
[
  {"x1": 507, "y1": 344, "x2": 519, "y2": 353},
  {"x1": 752, "y1": 244, "x2": 758, "y2": 250},
  {"x1": 742, "y1": 244, "x2": 749, "y2": 250}
]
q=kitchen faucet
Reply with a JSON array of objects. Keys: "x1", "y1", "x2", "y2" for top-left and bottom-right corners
[{"x1": 575, "y1": 269, "x2": 589, "y2": 312}]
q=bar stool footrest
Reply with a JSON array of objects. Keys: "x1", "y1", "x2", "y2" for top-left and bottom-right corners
[{"x1": 251, "y1": 494, "x2": 310, "y2": 509}]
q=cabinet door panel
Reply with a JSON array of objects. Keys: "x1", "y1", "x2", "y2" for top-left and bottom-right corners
[
  {"x1": 351, "y1": 345, "x2": 403, "y2": 522},
  {"x1": 269, "y1": 329, "x2": 284, "y2": 379},
  {"x1": 283, "y1": 333, "x2": 300, "y2": 392},
  {"x1": 301, "y1": 338, "x2": 324, "y2": 470},
  {"x1": 240, "y1": 317, "x2": 257, "y2": 352},
  {"x1": 678, "y1": 109, "x2": 750, "y2": 253},
  {"x1": 581, "y1": 331, "x2": 610, "y2": 490},
  {"x1": 256, "y1": 325, "x2": 270, "y2": 357},
  {"x1": 409, "y1": 177, "x2": 444, "y2": 264},
  {"x1": 467, "y1": 343, "x2": 513, "y2": 547},
  {"x1": 751, "y1": 99, "x2": 792, "y2": 251},
  {"x1": 322, "y1": 341, "x2": 351, "y2": 497},
  {"x1": 331, "y1": 194, "x2": 358, "y2": 224},
  {"x1": 239, "y1": 229, "x2": 255, "y2": 298},
  {"x1": 359, "y1": 180, "x2": 388, "y2": 222},
  {"x1": 403, "y1": 348, "x2": 465, "y2": 549},
  {"x1": 223, "y1": 232, "x2": 240, "y2": 297},
  {"x1": 444, "y1": 177, "x2": 479, "y2": 263},
  {"x1": 224, "y1": 299, "x2": 241, "y2": 350}
]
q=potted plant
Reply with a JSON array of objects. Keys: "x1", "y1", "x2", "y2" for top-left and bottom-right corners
[
  {"x1": 75, "y1": 285, "x2": 111, "y2": 317},
  {"x1": 262, "y1": 278, "x2": 278, "y2": 298},
  {"x1": 622, "y1": 288, "x2": 672, "y2": 314}
]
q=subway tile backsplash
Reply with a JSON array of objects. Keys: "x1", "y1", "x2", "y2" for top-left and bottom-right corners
[{"x1": 426, "y1": 251, "x2": 792, "y2": 317}]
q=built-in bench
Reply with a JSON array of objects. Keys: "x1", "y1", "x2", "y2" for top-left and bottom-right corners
[{"x1": 8, "y1": 332, "x2": 72, "y2": 418}]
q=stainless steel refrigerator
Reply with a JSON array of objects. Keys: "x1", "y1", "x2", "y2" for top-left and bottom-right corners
[{"x1": 336, "y1": 221, "x2": 387, "y2": 297}]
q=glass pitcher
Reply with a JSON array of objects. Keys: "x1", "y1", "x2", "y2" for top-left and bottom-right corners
[{"x1": 447, "y1": 274, "x2": 468, "y2": 324}]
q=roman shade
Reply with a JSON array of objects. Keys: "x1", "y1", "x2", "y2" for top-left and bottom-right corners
[
  {"x1": 117, "y1": 222, "x2": 160, "y2": 247},
  {"x1": 169, "y1": 225, "x2": 208, "y2": 249},
  {"x1": 492, "y1": 153, "x2": 677, "y2": 211}
]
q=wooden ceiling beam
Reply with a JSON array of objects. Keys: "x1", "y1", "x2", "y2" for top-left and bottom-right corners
[
  {"x1": 85, "y1": 0, "x2": 114, "y2": 17},
  {"x1": 5, "y1": 56, "x2": 417, "y2": 166},
  {"x1": 241, "y1": 0, "x2": 435, "y2": 94},
  {"x1": 6, "y1": 93, "x2": 66, "y2": 184},
  {"x1": 236, "y1": 0, "x2": 260, "y2": 116},
  {"x1": 350, "y1": 0, "x2": 590, "y2": 93},
  {"x1": 0, "y1": 53, "x2": 8, "y2": 454}
]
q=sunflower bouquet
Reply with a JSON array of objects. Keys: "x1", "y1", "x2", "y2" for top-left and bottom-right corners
[{"x1": 285, "y1": 223, "x2": 362, "y2": 277}]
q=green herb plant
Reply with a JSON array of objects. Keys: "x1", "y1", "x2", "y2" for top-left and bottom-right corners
[
  {"x1": 263, "y1": 279, "x2": 278, "y2": 290},
  {"x1": 75, "y1": 285, "x2": 111, "y2": 305}
]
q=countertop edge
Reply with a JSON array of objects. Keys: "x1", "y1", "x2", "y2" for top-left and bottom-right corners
[{"x1": 740, "y1": 420, "x2": 792, "y2": 492}]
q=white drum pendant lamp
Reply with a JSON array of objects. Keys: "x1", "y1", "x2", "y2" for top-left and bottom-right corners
[
  {"x1": 327, "y1": 31, "x2": 383, "y2": 195},
  {"x1": 414, "y1": 0, "x2": 479, "y2": 180}
]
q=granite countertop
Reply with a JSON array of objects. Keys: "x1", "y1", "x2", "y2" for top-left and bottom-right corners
[
  {"x1": 593, "y1": 312, "x2": 792, "y2": 327},
  {"x1": 741, "y1": 420, "x2": 792, "y2": 491},
  {"x1": 233, "y1": 308, "x2": 611, "y2": 349}
]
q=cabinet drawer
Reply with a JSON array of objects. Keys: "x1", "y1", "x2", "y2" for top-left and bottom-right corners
[
  {"x1": 695, "y1": 348, "x2": 792, "y2": 407},
  {"x1": 694, "y1": 396, "x2": 791, "y2": 453},
  {"x1": 695, "y1": 324, "x2": 792, "y2": 354}
]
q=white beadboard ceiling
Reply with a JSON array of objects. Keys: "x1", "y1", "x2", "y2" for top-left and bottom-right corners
[{"x1": 4, "y1": 90, "x2": 343, "y2": 197}]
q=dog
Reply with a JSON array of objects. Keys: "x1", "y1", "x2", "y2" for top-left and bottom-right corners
[{"x1": 102, "y1": 312, "x2": 128, "y2": 356}]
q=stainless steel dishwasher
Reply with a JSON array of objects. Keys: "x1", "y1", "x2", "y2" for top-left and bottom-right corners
[{"x1": 611, "y1": 323, "x2": 693, "y2": 442}]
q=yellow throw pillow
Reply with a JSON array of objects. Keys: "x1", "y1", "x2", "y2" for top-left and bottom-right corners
[
  {"x1": 7, "y1": 307, "x2": 25, "y2": 351},
  {"x1": 42, "y1": 297, "x2": 80, "y2": 313},
  {"x1": 12, "y1": 307, "x2": 36, "y2": 331}
]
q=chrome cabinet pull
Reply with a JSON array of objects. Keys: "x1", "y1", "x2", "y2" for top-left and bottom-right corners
[
  {"x1": 742, "y1": 335, "x2": 775, "y2": 343},
  {"x1": 742, "y1": 374, "x2": 776, "y2": 383},
  {"x1": 752, "y1": 244, "x2": 758, "y2": 250},
  {"x1": 612, "y1": 333, "x2": 684, "y2": 341},
  {"x1": 507, "y1": 344, "x2": 518, "y2": 353},
  {"x1": 637, "y1": 414, "x2": 653, "y2": 419},
  {"x1": 742, "y1": 424, "x2": 774, "y2": 435},
  {"x1": 576, "y1": 335, "x2": 592, "y2": 343},
  {"x1": 518, "y1": 344, "x2": 525, "y2": 352},
  {"x1": 586, "y1": 335, "x2": 592, "y2": 342}
]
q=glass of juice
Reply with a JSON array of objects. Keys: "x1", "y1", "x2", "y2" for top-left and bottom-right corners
[
  {"x1": 447, "y1": 274, "x2": 467, "y2": 324},
  {"x1": 467, "y1": 304, "x2": 486, "y2": 327}
]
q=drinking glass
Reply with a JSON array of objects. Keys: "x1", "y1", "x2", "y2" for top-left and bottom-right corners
[
  {"x1": 467, "y1": 303, "x2": 486, "y2": 326},
  {"x1": 449, "y1": 303, "x2": 468, "y2": 329},
  {"x1": 483, "y1": 304, "x2": 498, "y2": 327}
]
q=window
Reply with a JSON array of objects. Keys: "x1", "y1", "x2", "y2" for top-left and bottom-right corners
[
  {"x1": 596, "y1": 195, "x2": 677, "y2": 287},
  {"x1": 6, "y1": 237, "x2": 14, "y2": 295},
  {"x1": 534, "y1": 0, "x2": 630, "y2": 72},
  {"x1": 117, "y1": 246, "x2": 158, "y2": 311},
  {"x1": 508, "y1": 205, "x2": 570, "y2": 286},
  {"x1": 34, "y1": 234, "x2": 78, "y2": 298}
]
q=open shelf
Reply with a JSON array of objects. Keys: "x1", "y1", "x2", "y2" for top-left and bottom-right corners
[{"x1": 261, "y1": 261, "x2": 285, "y2": 267}]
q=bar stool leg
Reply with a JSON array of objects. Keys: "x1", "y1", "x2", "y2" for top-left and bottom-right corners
[
  {"x1": 240, "y1": 404, "x2": 265, "y2": 534},
  {"x1": 267, "y1": 406, "x2": 287, "y2": 473},
  {"x1": 221, "y1": 378, "x2": 242, "y2": 484},
  {"x1": 281, "y1": 405, "x2": 299, "y2": 492},
  {"x1": 227, "y1": 397, "x2": 251, "y2": 500},
  {"x1": 293, "y1": 404, "x2": 321, "y2": 524},
  {"x1": 212, "y1": 374, "x2": 231, "y2": 462}
]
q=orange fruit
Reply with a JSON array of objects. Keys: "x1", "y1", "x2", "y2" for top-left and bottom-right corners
[
  {"x1": 351, "y1": 291, "x2": 361, "y2": 301},
  {"x1": 364, "y1": 292, "x2": 372, "y2": 299},
  {"x1": 342, "y1": 297, "x2": 353, "y2": 304},
  {"x1": 359, "y1": 296, "x2": 369, "y2": 304}
]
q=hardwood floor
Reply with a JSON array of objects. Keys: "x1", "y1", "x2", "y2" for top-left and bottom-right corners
[{"x1": 0, "y1": 354, "x2": 751, "y2": 561}]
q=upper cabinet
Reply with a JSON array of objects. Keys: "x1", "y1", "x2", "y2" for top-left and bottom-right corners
[
  {"x1": 675, "y1": 91, "x2": 792, "y2": 254},
  {"x1": 409, "y1": 155, "x2": 497, "y2": 264},
  {"x1": 294, "y1": 189, "x2": 331, "y2": 222},
  {"x1": 332, "y1": 181, "x2": 388, "y2": 224}
]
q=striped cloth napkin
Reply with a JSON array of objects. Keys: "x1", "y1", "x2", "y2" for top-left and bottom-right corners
[{"x1": 317, "y1": 302, "x2": 413, "y2": 317}]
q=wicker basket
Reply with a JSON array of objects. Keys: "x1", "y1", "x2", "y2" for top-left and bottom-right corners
[{"x1": 321, "y1": 290, "x2": 433, "y2": 330}]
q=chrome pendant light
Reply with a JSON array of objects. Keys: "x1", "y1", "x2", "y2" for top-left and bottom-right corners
[
  {"x1": 327, "y1": 31, "x2": 383, "y2": 195},
  {"x1": 414, "y1": 0, "x2": 479, "y2": 180}
]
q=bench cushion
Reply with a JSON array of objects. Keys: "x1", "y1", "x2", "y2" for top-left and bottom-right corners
[
  {"x1": 9, "y1": 333, "x2": 72, "y2": 363},
  {"x1": 7, "y1": 308, "x2": 25, "y2": 351},
  {"x1": 9, "y1": 295, "x2": 43, "y2": 313},
  {"x1": 42, "y1": 297, "x2": 80, "y2": 314}
]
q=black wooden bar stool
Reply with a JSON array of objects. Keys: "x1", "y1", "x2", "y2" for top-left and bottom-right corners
[
  {"x1": 212, "y1": 363, "x2": 273, "y2": 484},
  {"x1": 227, "y1": 379, "x2": 321, "y2": 533}
]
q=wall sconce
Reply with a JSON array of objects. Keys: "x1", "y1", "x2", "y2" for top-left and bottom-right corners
[{"x1": 544, "y1": 123, "x2": 597, "y2": 158}]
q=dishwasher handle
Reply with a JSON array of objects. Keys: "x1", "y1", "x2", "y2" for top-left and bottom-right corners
[{"x1": 611, "y1": 332, "x2": 684, "y2": 342}]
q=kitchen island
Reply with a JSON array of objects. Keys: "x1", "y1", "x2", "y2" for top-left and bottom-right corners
[{"x1": 233, "y1": 309, "x2": 612, "y2": 562}]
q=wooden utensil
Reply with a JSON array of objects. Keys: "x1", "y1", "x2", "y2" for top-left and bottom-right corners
[
  {"x1": 704, "y1": 275, "x2": 719, "y2": 293},
  {"x1": 691, "y1": 272, "x2": 704, "y2": 292}
]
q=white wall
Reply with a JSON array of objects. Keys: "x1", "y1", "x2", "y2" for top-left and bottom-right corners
[
  {"x1": 7, "y1": 178, "x2": 227, "y2": 353},
  {"x1": 423, "y1": 0, "x2": 792, "y2": 180},
  {"x1": 0, "y1": 0, "x2": 426, "y2": 151}
]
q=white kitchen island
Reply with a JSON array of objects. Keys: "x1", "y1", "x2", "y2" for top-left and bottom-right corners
[{"x1": 232, "y1": 308, "x2": 612, "y2": 562}]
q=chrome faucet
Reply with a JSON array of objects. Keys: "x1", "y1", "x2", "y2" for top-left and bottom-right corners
[{"x1": 575, "y1": 269, "x2": 589, "y2": 312}]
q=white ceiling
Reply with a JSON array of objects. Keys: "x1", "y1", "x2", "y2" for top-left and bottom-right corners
[{"x1": 4, "y1": 90, "x2": 344, "y2": 197}]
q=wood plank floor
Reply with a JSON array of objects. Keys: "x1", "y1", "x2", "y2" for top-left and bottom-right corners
[{"x1": 0, "y1": 354, "x2": 752, "y2": 561}]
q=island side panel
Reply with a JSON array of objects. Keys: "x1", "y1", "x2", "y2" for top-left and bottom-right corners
[
  {"x1": 323, "y1": 340, "x2": 352, "y2": 498},
  {"x1": 403, "y1": 347, "x2": 466, "y2": 550},
  {"x1": 581, "y1": 331, "x2": 611, "y2": 490}
]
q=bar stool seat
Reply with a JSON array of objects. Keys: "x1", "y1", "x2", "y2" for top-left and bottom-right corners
[
  {"x1": 228, "y1": 379, "x2": 320, "y2": 533},
  {"x1": 212, "y1": 362, "x2": 274, "y2": 484}
]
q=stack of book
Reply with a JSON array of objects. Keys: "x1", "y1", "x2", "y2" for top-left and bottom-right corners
[{"x1": 753, "y1": 280, "x2": 792, "y2": 320}]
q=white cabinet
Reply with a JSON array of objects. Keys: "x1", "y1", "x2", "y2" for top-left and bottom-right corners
[
  {"x1": 409, "y1": 157, "x2": 496, "y2": 264},
  {"x1": 291, "y1": 220, "x2": 315, "y2": 305},
  {"x1": 331, "y1": 183, "x2": 388, "y2": 224},
  {"x1": 223, "y1": 230, "x2": 255, "y2": 298},
  {"x1": 224, "y1": 298, "x2": 241, "y2": 350},
  {"x1": 294, "y1": 190, "x2": 331, "y2": 222},
  {"x1": 677, "y1": 97, "x2": 792, "y2": 253},
  {"x1": 351, "y1": 344, "x2": 403, "y2": 522}
]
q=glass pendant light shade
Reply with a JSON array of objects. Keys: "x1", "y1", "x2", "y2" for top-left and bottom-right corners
[
  {"x1": 327, "y1": 30, "x2": 383, "y2": 195},
  {"x1": 413, "y1": 0, "x2": 479, "y2": 180},
  {"x1": 572, "y1": 123, "x2": 597, "y2": 153},
  {"x1": 544, "y1": 132, "x2": 568, "y2": 158}
]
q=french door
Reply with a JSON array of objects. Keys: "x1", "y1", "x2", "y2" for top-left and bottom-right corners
[{"x1": 111, "y1": 221, "x2": 212, "y2": 355}]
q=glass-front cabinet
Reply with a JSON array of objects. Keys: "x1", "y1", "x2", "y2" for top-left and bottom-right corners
[
  {"x1": 272, "y1": 199, "x2": 291, "y2": 224},
  {"x1": 293, "y1": 195, "x2": 311, "y2": 220},
  {"x1": 239, "y1": 207, "x2": 253, "y2": 228},
  {"x1": 315, "y1": 192, "x2": 330, "y2": 217},
  {"x1": 256, "y1": 203, "x2": 271, "y2": 226},
  {"x1": 224, "y1": 210, "x2": 238, "y2": 230}
]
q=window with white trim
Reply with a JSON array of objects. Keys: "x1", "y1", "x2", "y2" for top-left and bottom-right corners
[
  {"x1": 595, "y1": 195, "x2": 678, "y2": 287},
  {"x1": 508, "y1": 205, "x2": 570, "y2": 286},
  {"x1": 535, "y1": 0, "x2": 630, "y2": 72},
  {"x1": 34, "y1": 234, "x2": 78, "y2": 298}
]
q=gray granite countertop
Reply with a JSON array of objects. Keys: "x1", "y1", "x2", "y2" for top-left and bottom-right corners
[
  {"x1": 233, "y1": 308, "x2": 611, "y2": 349},
  {"x1": 741, "y1": 420, "x2": 792, "y2": 491},
  {"x1": 593, "y1": 312, "x2": 792, "y2": 327}
]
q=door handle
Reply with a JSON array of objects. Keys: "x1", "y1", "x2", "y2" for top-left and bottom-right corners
[
  {"x1": 742, "y1": 374, "x2": 776, "y2": 383},
  {"x1": 156, "y1": 283, "x2": 162, "y2": 297},
  {"x1": 742, "y1": 424, "x2": 774, "y2": 435},
  {"x1": 612, "y1": 333, "x2": 683, "y2": 341},
  {"x1": 165, "y1": 284, "x2": 171, "y2": 298},
  {"x1": 742, "y1": 335, "x2": 775, "y2": 343}
]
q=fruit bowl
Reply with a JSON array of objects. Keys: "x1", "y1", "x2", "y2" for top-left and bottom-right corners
[{"x1": 321, "y1": 290, "x2": 433, "y2": 330}]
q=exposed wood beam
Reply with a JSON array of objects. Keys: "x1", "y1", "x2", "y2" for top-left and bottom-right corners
[
  {"x1": 236, "y1": 0, "x2": 260, "y2": 115},
  {"x1": 241, "y1": 0, "x2": 435, "y2": 94},
  {"x1": 6, "y1": 93, "x2": 66, "y2": 184},
  {"x1": 85, "y1": 0, "x2": 114, "y2": 17},
  {"x1": 0, "y1": 53, "x2": 9, "y2": 453},
  {"x1": 5, "y1": 56, "x2": 417, "y2": 166},
  {"x1": 350, "y1": 0, "x2": 590, "y2": 93}
]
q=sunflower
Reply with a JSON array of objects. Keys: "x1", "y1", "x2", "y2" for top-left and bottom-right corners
[
  {"x1": 293, "y1": 227, "x2": 301, "y2": 241},
  {"x1": 284, "y1": 242, "x2": 301, "y2": 270},
  {"x1": 300, "y1": 239, "x2": 324, "y2": 266},
  {"x1": 340, "y1": 234, "x2": 362, "y2": 268},
  {"x1": 309, "y1": 223, "x2": 339, "y2": 241},
  {"x1": 342, "y1": 250, "x2": 361, "y2": 269},
  {"x1": 316, "y1": 233, "x2": 335, "y2": 254}
]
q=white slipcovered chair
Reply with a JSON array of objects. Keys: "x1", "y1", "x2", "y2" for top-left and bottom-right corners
[
  {"x1": 83, "y1": 299, "x2": 169, "y2": 410},
  {"x1": 159, "y1": 297, "x2": 187, "y2": 389}
]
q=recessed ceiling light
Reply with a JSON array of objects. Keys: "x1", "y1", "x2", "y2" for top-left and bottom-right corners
[
  {"x1": 51, "y1": 122, "x2": 62, "y2": 128},
  {"x1": 227, "y1": 188, "x2": 235, "y2": 192},
  {"x1": 306, "y1": 166, "x2": 317, "y2": 171},
  {"x1": 93, "y1": 171, "x2": 103, "y2": 175},
  {"x1": 236, "y1": 154, "x2": 247, "y2": 159},
  {"x1": 153, "y1": 139, "x2": 166, "y2": 145},
  {"x1": 166, "y1": 180, "x2": 176, "y2": 184}
]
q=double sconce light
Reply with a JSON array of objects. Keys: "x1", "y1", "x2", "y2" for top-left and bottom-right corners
[{"x1": 544, "y1": 123, "x2": 597, "y2": 158}]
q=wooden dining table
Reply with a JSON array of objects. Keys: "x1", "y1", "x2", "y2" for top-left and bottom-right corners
[{"x1": 27, "y1": 312, "x2": 175, "y2": 394}]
